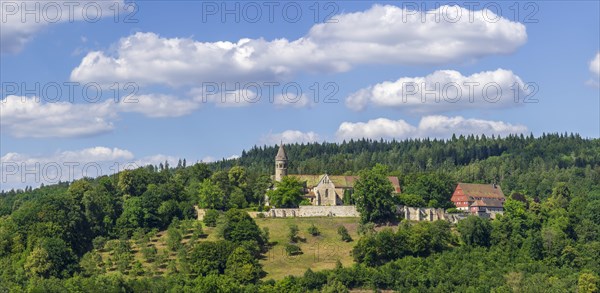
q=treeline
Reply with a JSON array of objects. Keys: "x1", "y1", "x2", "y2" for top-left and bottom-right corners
[
  {"x1": 217, "y1": 133, "x2": 600, "y2": 200},
  {"x1": 217, "y1": 133, "x2": 599, "y2": 174}
]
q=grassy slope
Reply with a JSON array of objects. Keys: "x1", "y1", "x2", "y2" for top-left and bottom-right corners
[
  {"x1": 255, "y1": 217, "x2": 360, "y2": 280},
  {"x1": 99, "y1": 217, "x2": 361, "y2": 280}
]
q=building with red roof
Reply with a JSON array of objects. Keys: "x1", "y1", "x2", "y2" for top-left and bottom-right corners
[{"x1": 451, "y1": 182, "x2": 506, "y2": 214}]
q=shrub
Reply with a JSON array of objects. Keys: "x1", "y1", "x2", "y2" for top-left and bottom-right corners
[
  {"x1": 285, "y1": 244, "x2": 302, "y2": 256},
  {"x1": 299, "y1": 199, "x2": 312, "y2": 206},
  {"x1": 130, "y1": 261, "x2": 145, "y2": 276},
  {"x1": 446, "y1": 208, "x2": 462, "y2": 214},
  {"x1": 190, "y1": 222, "x2": 205, "y2": 244},
  {"x1": 337, "y1": 226, "x2": 352, "y2": 242},
  {"x1": 203, "y1": 209, "x2": 219, "y2": 227},
  {"x1": 219, "y1": 209, "x2": 265, "y2": 247},
  {"x1": 166, "y1": 226, "x2": 183, "y2": 251},
  {"x1": 357, "y1": 222, "x2": 376, "y2": 236},
  {"x1": 288, "y1": 224, "x2": 299, "y2": 243},
  {"x1": 262, "y1": 227, "x2": 270, "y2": 245},
  {"x1": 92, "y1": 236, "x2": 107, "y2": 251},
  {"x1": 307, "y1": 224, "x2": 320, "y2": 236},
  {"x1": 141, "y1": 245, "x2": 158, "y2": 262}
]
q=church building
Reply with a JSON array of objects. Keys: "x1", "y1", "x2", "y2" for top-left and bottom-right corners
[{"x1": 269, "y1": 144, "x2": 401, "y2": 206}]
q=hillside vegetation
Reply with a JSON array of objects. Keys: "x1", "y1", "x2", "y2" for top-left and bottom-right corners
[{"x1": 1, "y1": 133, "x2": 599, "y2": 292}]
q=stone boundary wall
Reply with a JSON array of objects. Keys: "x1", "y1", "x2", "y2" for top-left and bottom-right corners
[
  {"x1": 397, "y1": 205, "x2": 467, "y2": 224},
  {"x1": 248, "y1": 206, "x2": 360, "y2": 218},
  {"x1": 195, "y1": 205, "x2": 498, "y2": 222},
  {"x1": 195, "y1": 205, "x2": 358, "y2": 220},
  {"x1": 250, "y1": 205, "x2": 360, "y2": 218}
]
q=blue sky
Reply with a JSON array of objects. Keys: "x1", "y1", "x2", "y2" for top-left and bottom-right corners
[{"x1": 0, "y1": 1, "x2": 599, "y2": 189}]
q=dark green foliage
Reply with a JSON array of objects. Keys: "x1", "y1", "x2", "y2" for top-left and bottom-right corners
[
  {"x1": 353, "y1": 221, "x2": 453, "y2": 266},
  {"x1": 166, "y1": 226, "x2": 182, "y2": 251},
  {"x1": 342, "y1": 189, "x2": 354, "y2": 205},
  {"x1": 225, "y1": 246, "x2": 265, "y2": 284},
  {"x1": 11, "y1": 193, "x2": 92, "y2": 256},
  {"x1": 0, "y1": 134, "x2": 600, "y2": 291},
  {"x1": 457, "y1": 216, "x2": 493, "y2": 247},
  {"x1": 402, "y1": 173, "x2": 455, "y2": 208},
  {"x1": 190, "y1": 221, "x2": 205, "y2": 242},
  {"x1": 307, "y1": 224, "x2": 320, "y2": 236},
  {"x1": 203, "y1": 209, "x2": 219, "y2": 227},
  {"x1": 115, "y1": 197, "x2": 145, "y2": 237},
  {"x1": 219, "y1": 209, "x2": 264, "y2": 247},
  {"x1": 357, "y1": 222, "x2": 376, "y2": 236},
  {"x1": 188, "y1": 240, "x2": 235, "y2": 276},
  {"x1": 266, "y1": 176, "x2": 305, "y2": 208},
  {"x1": 353, "y1": 164, "x2": 397, "y2": 224},
  {"x1": 398, "y1": 193, "x2": 426, "y2": 207},
  {"x1": 141, "y1": 245, "x2": 157, "y2": 262},
  {"x1": 79, "y1": 250, "x2": 103, "y2": 276},
  {"x1": 288, "y1": 224, "x2": 299, "y2": 243},
  {"x1": 446, "y1": 208, "x2": 462, "y2": 213},
  {"x1": 228, "y1": 187, "x2": 248, "y2": 209},
  {"x1": 24, "y1": 237, "x2": 77, "y2": 278},
  {"x1": 197, "y1": 179, "x2": 227, "y2": 210},
  {"x1": 302, "y1": 268, "x2": 328, "y2": 290},
  {"x1": 337, "y1": 226, "x2": 352, "y2": 242},
  {"x1": 285, "y1": 244, "x2": 302, "y2": 256},
  {"x1": 261, "y1": 227, "x2": 270, "y2": 245},
  {"x1": 92, "y1": 236, "x2": 107, "y2": 251}
]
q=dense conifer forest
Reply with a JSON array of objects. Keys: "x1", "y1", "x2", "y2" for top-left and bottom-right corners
[{"x1": 1, "y1": 133, "x2": 599, "y2": 292}]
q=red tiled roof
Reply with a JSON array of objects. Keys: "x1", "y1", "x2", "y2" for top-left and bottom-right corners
[
  {"x1": 457, "y1": 183, "x2": 505, "y2": 199},
  {"x1": 471, "y1": 198, "x2": 504, "y2": 208}
]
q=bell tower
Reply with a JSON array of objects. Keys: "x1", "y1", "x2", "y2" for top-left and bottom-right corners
[{"x1": 275, "y1": 143, "x2": 288, "y2": 182}]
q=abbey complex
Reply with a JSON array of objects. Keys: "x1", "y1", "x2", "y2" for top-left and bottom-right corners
[
  {"x1": 267, "y1": 144, "x2": 505, "y2": 217},
  {"x1": 268, "y1": 144, "x2": 401, "y2": 206}
]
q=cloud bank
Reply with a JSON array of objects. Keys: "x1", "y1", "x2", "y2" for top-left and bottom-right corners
[
  {"x1": 70, "y1": 5, "x2": 527, "y2": 86},
  {"x1": 346, "y1": 69, "x2": 531, "y2": 113},
  {"x1": 0, "y1": 95, "x2": 199, "y2": 138},
  {"x1": 336, "y1": 116, "x2": 527, "y2": 140}
]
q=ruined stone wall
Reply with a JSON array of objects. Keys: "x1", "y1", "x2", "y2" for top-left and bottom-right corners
[
  {"x1": 198, "y1": 205, "x2": 477, "y2": 223},
  {"x1": 398, "y1": 205, "x2": 466, "y2": 224},
  {"x1": 195, "y1": 206, "x2": 206, "y2": 221}
]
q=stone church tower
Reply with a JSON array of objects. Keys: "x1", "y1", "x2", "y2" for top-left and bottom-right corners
[{"x1": 275, "y1": 143, "x2": 288, "y2": 182}]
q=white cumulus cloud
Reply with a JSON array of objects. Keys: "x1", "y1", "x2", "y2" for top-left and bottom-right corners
[
  {"x1": 0, "y1": 94, "x2": 202, "y2": 138},
  {"x1": 70, "y1": 4, "x2": 527, "y2": 86},
  {"x1": 0, "y1": 95, "x2": 116, "y2": 138},
  {"x1": 0, "y1": 146, "x2": 188, "y2": 190},
  {"x1": 346, "y1": 69, "x2": 530, "y2": 112},
  {"x1": 1, "y1": 146, "x2": 134, "y2": 190},
  {"x1": 262, "y1": 130, "x2": 321, "y2": 145},
  {"x1": 336, "y1": 116, "x2": 527, "y2": 140},
  {"x1": 590, "y1": 52, "x2": 600, "y2": 77}
]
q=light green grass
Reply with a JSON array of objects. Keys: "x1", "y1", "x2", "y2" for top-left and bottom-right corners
[
  {"x1": 255, "y1": 217, "x2": 360, "y2": 280},
  {"x1": 99, "y1": 217, "x2": 361, "y2": 280}
]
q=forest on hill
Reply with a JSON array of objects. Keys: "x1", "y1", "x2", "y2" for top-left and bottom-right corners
[{"x1": 1, "y1": 133, "x2": 600, "y2": 292}]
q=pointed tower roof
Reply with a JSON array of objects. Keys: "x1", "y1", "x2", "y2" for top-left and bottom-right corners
[{"x1": 276, "y1": 143, "x2": 288, "y2": 160}]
